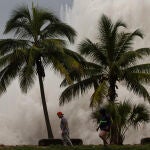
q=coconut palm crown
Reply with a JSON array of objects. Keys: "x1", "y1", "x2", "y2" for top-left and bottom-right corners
[
  {"x1": 60, "y1": 15, "x2": 150, "y2": 106},
  {"x1": 0, "y1": 4, "x2": 84, "y2": 138}
]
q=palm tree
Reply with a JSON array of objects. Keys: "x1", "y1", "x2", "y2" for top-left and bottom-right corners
[
  {"x1": 59, "y1": 14, "x2": 150, "y2": 106},
  {"x1": 91, "y1": 101, "x2": 150, "y2": 145},
  {"x1": 0, "y1": 4, "x2": 84, "y2": 138}
]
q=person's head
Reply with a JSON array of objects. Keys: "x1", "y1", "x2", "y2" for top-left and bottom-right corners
[
  {"x1": 57, "y1": 112, "x2": 64, "y2": 118},
  {"x1": 99, "y1": 108, "x2": 106, "y2": 115}
]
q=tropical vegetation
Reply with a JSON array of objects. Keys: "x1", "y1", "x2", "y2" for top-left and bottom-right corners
[
  {"x1": 59, "y1": 14, "x2": 150, "y2": 145},
  {"x1": 0, "y1": 2, "x2": 149, "y2": 145},
  {"x1": 92, "y1": 101, "x2": 150, "y2": 144},
  {"x1": 60, "y1": 15, "x2": 150, "y2": 106},
  {"x1": 0, "y1": 4, "x2": 84, "y2": 138}
]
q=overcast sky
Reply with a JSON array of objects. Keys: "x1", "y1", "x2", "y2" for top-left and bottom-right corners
[{"x1": 0, "y1": 0, "x2": 73, "y2": 38}]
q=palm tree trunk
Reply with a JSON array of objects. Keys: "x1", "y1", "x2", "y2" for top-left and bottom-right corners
[
  {"x1": 36, "y1": 59, "x2": 54, "y2": 139},
  {"x1": 108, "y1": 77, "x2": 117, "y2": 102},
  {"x1": 110, "y1": 129, "x2": 123, "y2": 145},
  {"x1": 108, "y1": 77, "x2": 118, "y2": 144},
  {"x1": 110, "y1": 124, "x2": 118, "y2": 144}
]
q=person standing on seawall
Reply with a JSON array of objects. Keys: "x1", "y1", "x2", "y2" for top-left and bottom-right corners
[
  {"x1": 57, "y1": 112, "x2": 73, "y2": 146},
  {"x1": 96, "y1": 108, "x2": 111, "y2": 146}
]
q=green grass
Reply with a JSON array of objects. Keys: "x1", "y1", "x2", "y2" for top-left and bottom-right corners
[{"x1": 0, "y1": 145, "x2": 149, "y2": 150}]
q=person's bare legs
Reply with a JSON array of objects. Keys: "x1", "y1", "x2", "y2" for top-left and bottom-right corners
[{"x1": 99, "y1": 130, "x2": 108, "y2": 146}]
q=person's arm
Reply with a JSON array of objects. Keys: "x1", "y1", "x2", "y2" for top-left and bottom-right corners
[
  {"x1": 96, "y1": 120, "x2": 102, "y2": 131},
  {"x1": 97, "y1": 119, "x2": 108, "y2": 131},
  {"x1": 96, "y1": 124, "x2": 100, "y2": 131}
]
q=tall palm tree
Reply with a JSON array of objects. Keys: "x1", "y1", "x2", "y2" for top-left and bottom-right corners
[
  {"x1": 59, "y1": 14, "x2": 150, "y2": 106},
  {"x1": 91, "y1": 101, "x2": 150, "y2": 144},
  {"x1": 0, "y1": 4, "x2": 84, "y2": 138}
]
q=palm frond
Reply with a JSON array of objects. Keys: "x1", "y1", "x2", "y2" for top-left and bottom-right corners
[
  {"x1": 60, "y1": 70, "x2": 82, "y2": 87},
  {"x1": 130, "y1": 104, "x2": 150, "y2": 127},
  {"x1": 18, "y1": 46, "x2": 38, "y2": 93},
  {"x1": 42, "y1": 38, "x2": 66, "y2": 54},
  {"x1": 4, "y1": 15, "x2": 33, "y2": 39},
  {"x1": 110, "y1": 20, "x2": 127, "y2": 62},
  {"x1": 119, "y1": 29, "x2": 143, "y2": 53},
  {"x1": 115, "y1": 32, "x2": 131, "y2": 60},
  {"x1": 41, "y1": 22, "x2": 76, "y2": 43},
  {"x1": 112, "y1": 20, "x2": 127, "y2": 34},
  {"x1": 126, "y1": 64, "x2": 150, "y2": 73},
  {"x1": 60, "y1": 61, "x2": 104, "y2": 88},
  {"x1": 4, "y1": 5, "x2": 31, "y2": 34},
  {"x1": 117, "y1": 101, "x2": 132, "y2": 126},
  {"x1": 98, "y1": 14, "x2": 116, "y2": 62},
  {"x1": 90, "y1": 81, "x2": 108, "y2": 107},
  {"x1": 13, "y1": 21, "x2": 33, "y2": 39},
  {"x1": 63, "y1": 48, "x2": 86, "y2": 64},
  {"x1": 4, "y1": 5, "x2": 59, "y2": 37},
  {"x1": 98, "y1": 14, "x2": 112, "y2": 44},
  {"x1": 0, "y1": 48, "x2": 26, "y2": 69},
  {"x1": 47, "y1": 55, "x2": 73, "y2": 84},
  {"x1": 31, "y1": 5, "x2": 59, "y2": 23},
  {"x1": 59, "y1": 76, "x2": 100, "y2": 105},
  {"x1": 126, "y1": 72, "x2": 150, "y2": 84},
  {"x1": 79, "y1": 38, "x2": 107, "y2": 65},
  {"x1": 0, "y1": 62, "x2": 21, "y2": 94},
  {"x1": 135, "y1": 48, "x2": 150, "y2": 56},
  {"x1": 117, "y1": 51, "x2": 142, "y2": 67},
  {"x1": 0, "y1": 39, "x2": 29, "y2": 55},
  {"x1": 125, "y1": 78, "x2": 150, "y2": 102},
  {"x1": 19, "y1": 64, "x2": 36, "y2": 93}
]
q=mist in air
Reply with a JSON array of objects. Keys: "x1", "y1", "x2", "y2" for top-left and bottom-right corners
[{"x1": 0, "y1": 0, "x2": 149, "y2": 145}]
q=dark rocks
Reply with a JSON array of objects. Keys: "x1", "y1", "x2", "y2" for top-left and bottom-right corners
[
  {"x1": 39, "y1": 138, "x2": 83, "y2": 146},
  {"x1": 141, "y1": 138, "x2": 150, "y2": 145}
]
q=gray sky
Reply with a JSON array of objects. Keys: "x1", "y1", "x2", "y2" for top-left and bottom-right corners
[{"x1": 0, "y1": 0, "x2": 73, "y2": 38}]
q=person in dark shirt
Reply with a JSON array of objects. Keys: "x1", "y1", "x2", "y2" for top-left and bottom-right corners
[{"x1": 96, "y1": 108, "x2": 111, "y2": 146}]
